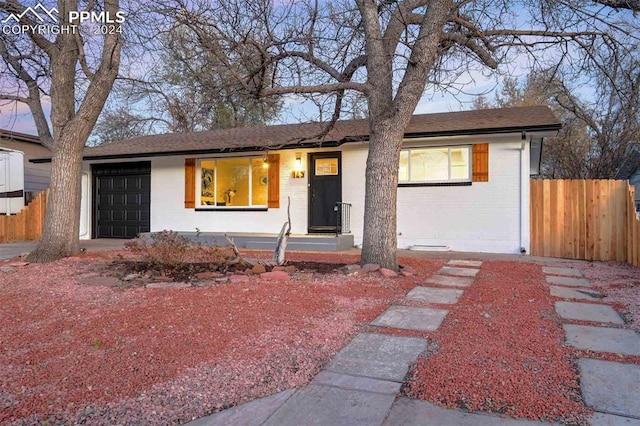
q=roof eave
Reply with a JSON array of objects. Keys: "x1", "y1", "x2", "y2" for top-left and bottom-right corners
[{"x1": 29, "y1": 122, "x2": 562, "y2": 164}]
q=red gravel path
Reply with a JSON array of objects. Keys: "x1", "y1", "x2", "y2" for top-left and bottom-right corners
[
  {"x1": 405, "y1": 261, "x2": 591, "y2": 424},
  {"x1": 0, "y1": 253, "x2": 441, "y2": 424}
]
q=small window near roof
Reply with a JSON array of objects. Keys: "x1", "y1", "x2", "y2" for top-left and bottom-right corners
[
  {"x1": 315, "y1": 158, "x2": 338, "y2": 176},
  {"x1": 398, "y1": 146, "x2": 471, "y2": 183}
]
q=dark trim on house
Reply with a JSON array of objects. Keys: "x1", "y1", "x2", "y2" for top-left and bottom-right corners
[
  {"x1": 0, "y1": 189, "x2": 24, "y2": 198},
  {"x1": 194, "y1": 208, "x2": 269, "y2": 212},
  {"x1": 345, "y1": 123, "x2": 562, "y2": 143},
  {"x1": 398, "y1": 182, "x2": 472, "y2": 188},
  {"x1": 29, "y1": 124, "x2": 561, "y2": 164},
  {"x1": 30, "y1": 141, "x2": 346, "y2": 163}
]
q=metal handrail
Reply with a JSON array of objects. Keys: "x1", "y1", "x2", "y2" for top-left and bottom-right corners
[{"x1": 335, "y1": 202, "x2": 352, "y2": 236}]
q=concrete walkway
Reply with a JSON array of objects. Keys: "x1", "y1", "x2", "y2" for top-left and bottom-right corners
[
  {"x1": 0, "y1": 239, "x2": 129, "y2": 260},
  {"x1": 190, "y1": 260, "x2": 552, "y2": 426},
  {"x1": 544, "y1": 266, "x2": 640, "y2": 425}
]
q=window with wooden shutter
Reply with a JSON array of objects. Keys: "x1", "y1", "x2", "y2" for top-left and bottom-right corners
[
  {"x1": 267, "y1": 154, "x2": 280, "y2": 208},
  {"x1": 472, "y1": 143, "x2": 489, "y2": 182},
  {"x1": 184, "y1": 158, "x2": 196, "y2": 208}
]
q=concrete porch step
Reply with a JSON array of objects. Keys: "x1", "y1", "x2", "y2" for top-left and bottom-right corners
[{"x1": 164, "y1": 232, "x2": 355, "y2": 252}]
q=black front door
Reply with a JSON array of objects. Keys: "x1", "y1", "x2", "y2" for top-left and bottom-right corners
[
  {"x1": 93, "y1": 162, "x2": 151, "y2": 239},
  {"x1": 308, "y1": 152, "x2": 341, "y2": 233}
]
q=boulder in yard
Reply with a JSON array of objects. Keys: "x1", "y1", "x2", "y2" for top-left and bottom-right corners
[
  {"x1": 261, "y1": 271, "x2": 291, "y2": 281},
  {"x1": 379, "y1": 268, "x2": 399, "y2": 278}
]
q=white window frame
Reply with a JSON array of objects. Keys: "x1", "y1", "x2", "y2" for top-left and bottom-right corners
[
  {"x1": 399, "y1": 145, "x2": 472, "y2": 184},
  {"x1": 196, "y1": 155, "x2": 268, "y2": 209}
]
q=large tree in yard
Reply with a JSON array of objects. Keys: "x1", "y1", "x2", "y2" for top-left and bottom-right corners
[
  {"x1": 0, "y1": 0, "x2": 122, "y2": 262},
  {"x1": 167, "y1": 0, "x2": 639, "y2": 269}
]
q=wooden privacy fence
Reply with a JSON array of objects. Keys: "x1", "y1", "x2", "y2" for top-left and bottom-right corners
[
  {"x1": 0, "y1": 190, "x2": 47, "y2": 243},
  {"x1": 530, "y1": 179, "x2": 640, "y2": 266}
]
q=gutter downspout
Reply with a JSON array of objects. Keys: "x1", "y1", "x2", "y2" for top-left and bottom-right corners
[{"x1": 519, "y1": 139, "x2": 527, "y2": 254}]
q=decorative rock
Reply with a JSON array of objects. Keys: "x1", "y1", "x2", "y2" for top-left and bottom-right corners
[
  {"x1": 362, "y1": 263, "x2": 381, "y2": 272},
  {"x1": 146, "y1": 282, "x2": 191, "y2": 289},
  {"x1": 194, "y1": 271, "x2": 223, "y2": 280},
  {"x1": 251, "y1": 264, "x2": 267, "y2": 274},
  {"x1": 273, "y1": 265, "x2": 296, "y2": 273},
  {"x1": 153, "y1": 275, "x2": 173, "y2": 283},
  {"x1": 7, "y1": 262, "x2": 29, "y2": 267},
  {"x1": 379, "y1": 268, "x2": 399, "y2": 278},
  {"x1": 0, "y1": 266, "x2": 16, "y2": 273},
  {"x1": 214, "y1": 277, "x2": 230, "y2": 284},
  {"x1": 261, "y1": 271, "x2": 291, "y2": 281},
  {"x1": 229, "y1": 274, "x2": 250, "y2": 283},
  {"x1": 339, "y1": 264, "x2": 362, "y2": 274},
  {"x1": 400, "y1": 265, "x2": 416, "y2": 275},
  {"x1": 122, "y1": 273, "x2": 140, "y2": 282}
]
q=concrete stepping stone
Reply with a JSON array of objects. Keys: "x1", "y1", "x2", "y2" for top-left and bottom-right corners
[
  {"x1": 326, "y1": 332, "x2": 427, "y2": 382},
  {"x1": 542, "y1": 266, "x2": 583, "y2": 277},
  {"x1": 371, "y1": 305, "x2": 449, "y2": 332},
  {"x1": 550, "y1": 286, "x2": 603, "y2": 301},
  {"x1": 447, "y1": 259, "x2": 483, "y2": 268},
  {"x1": 312, "y1": 371, "x2": 401, "y2": 394},
  {"x1": 406, "y1": 286, "x2": 463, "y2": 304},
  {"x1": 588, "y1": 412, "x2": 640, "y2": 425},
  {"x1": 438, "y1": 266, "x2": 479, "y2": 277},
  {"x1": 383, "y1": 397, "x2": 548, "y2": 425},
  {"x1": 426, "y1": 274, "x2": 474, "y2": 288},
  {"x1": 263, "y1": 381, "x2": 396, "y2": 426},
  {"x1": 546, "y1": 275, "x2": 591, "y2": 287},
  {"x1": 563, "y1": 324, "x2": 640, "y2": 356},
  {"x1": 579, "y1": 359, "x2": 640, "y2": 419},
  {"x1": 555, "y1": 301, "x2": 624, "y2": 324},
  {"x1": 187, "y1": 389, "x2": 295, "y2": 426}
]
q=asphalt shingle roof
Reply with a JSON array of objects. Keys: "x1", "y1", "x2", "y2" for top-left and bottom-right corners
[{"x1": 34, "y1": 106, "x2": 561, "y2": 162}]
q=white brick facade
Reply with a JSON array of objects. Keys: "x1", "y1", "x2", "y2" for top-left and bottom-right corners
[{"x1": 81, "y1": 133, "x2": 536, "y2": 254}]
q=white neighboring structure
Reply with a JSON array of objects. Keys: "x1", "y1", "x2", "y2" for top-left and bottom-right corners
[
  {"x1": 32, "y1": 106, "x2": 561, "y2": 254},
  {"x1": 0, "y1": 148, "x2": 25, "y2": 214},
  {"x1": 0, "y1": 129, "x2": 51, "y2": 205}
]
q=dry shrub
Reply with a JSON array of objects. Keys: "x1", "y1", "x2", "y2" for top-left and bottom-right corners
[{"x1": 125, "y1": 230, "x2": 232, "y2": 269}]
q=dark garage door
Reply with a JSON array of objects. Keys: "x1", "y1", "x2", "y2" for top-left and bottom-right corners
[{"x1": 93, "y1": 162, "x2": 151, "y2": 238}]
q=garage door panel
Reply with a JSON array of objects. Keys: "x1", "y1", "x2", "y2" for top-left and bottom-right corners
[
  {"x1": 126, "y1": 210, "x2": 139, "y2": 221},
  {"x1": 93, "y1": 162, "x2": 151, "y2": 239}
]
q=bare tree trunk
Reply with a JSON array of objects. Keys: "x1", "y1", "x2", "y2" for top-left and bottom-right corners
[
  {"x1": 361, "y1": 121, "x2": 405, "y2": 270},
  {"x1": 28, "y1": 141, "x2": 83, "y2": 261}
]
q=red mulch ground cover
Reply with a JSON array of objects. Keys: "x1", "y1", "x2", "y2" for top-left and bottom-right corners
[
  {"x1": 405, "y1": 261, "x2": 591, "y2": 424},
  {"x1": 0, "y1": 252, "x2": 442, "y2": 425}
]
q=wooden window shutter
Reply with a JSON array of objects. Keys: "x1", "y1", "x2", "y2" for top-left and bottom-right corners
[
  {"x1": 472, "y1": 143, "x2": 489, "y2": 182},
  {"x1": 184, "y1": 158, "x2": 196, "y2": 208},
  {"x1": 267, "y1": 154, "x2": 280, "y2": 208}
]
